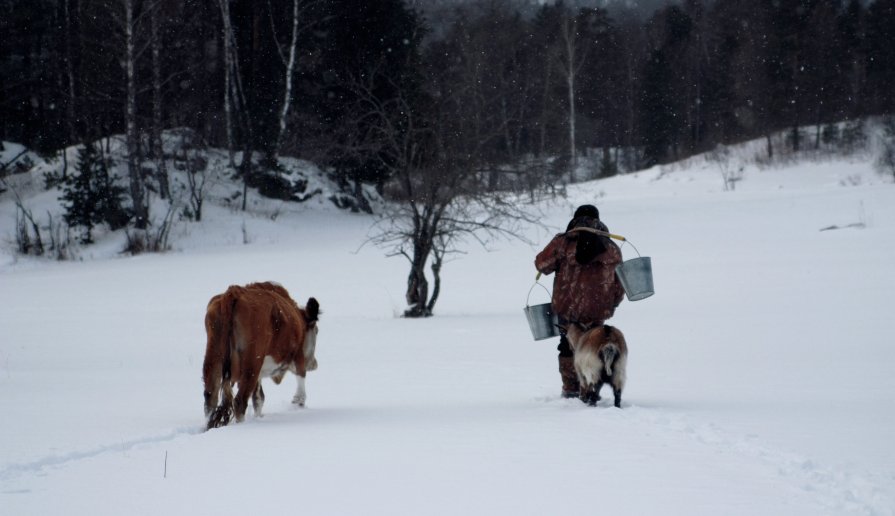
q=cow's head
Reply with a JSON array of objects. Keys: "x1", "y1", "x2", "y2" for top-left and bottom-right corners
[{"x1": 302, "y1": 297, "x2": 320, "y2": 371}]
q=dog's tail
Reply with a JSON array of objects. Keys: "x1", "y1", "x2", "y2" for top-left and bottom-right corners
[
  {"x1": 600, "y1": 344, "x2": 618, "y2": 376},
  {"x1": 600, "y1": 326, "x2": 619, "y2": 377}
]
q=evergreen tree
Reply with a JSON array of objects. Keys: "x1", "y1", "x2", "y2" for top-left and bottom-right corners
[
  {"x1": 575, "y1": 6, "x2": 624, "y2": 173},
  {"x1": 313, "y1": 0, "x2": 426, "y2": 201},
  {"x1": 866, "y1": 0, "x2": 895, "y2": 114},
  {"x1": 60, "y1": 143, "x2": 129, "y2": 243},
  {"x1": 640, "y1": 49, "x2": 675, "y2": 166},
  {"x1": 837, "y1": 0, "x2": 868, "y2": 120}
]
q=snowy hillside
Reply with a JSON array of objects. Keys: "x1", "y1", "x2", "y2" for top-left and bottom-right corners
[
  {"x1": 0, "y1": 132, "x2": 382, "y2": 267},
  {"x1": 1, "y1": 139, "x2": 894, "y2": 515}
]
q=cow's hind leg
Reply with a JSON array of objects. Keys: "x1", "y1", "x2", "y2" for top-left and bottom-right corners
[
  {"x1": 252, "y1": 383, "x2": 265, "y2": 417},
  {"x1": 292, "y1": 374, "x2": 307, "y2": 407},
  {"x1": 203, "y1": 379, "x2": 220, "y2": 420},
  {"x1": 207, "y1": 403, "x2": 232, "y2": 430},
  {"x1": 206, "y1": 380, "x2": 234, "y2": 430},
  {"x1": 233, "y1": 371, "x2": 259, "y2": 423},
  {"x1": 202, "y1": 356, "x2": 222, "y2": 418}
]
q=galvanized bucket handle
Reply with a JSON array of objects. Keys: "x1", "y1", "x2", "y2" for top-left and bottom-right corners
[
  {"x1": 526, "y1": 280, "x2": 552, "y2": 308},
  {"x1": 566, "y1": 227, "x2": 642, "y2": 258}
]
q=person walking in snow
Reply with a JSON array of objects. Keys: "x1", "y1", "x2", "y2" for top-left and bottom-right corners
[{"x1": 535, "y1": 204, "x2": 626, "y2": 398}]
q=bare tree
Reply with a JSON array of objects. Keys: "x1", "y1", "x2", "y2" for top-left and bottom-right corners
[
  {"x1": 176, "y1": 130, "x2": 209, "y2": 221},
  {"x1": 351, "y1": 59, "x2": 540, "y2": 317}
]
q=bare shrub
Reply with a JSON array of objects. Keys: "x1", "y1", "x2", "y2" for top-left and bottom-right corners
[
  {"x1": 709, "y1": 144, "x2": 744, "y2": 191},
  {"x1": 12, "y1": 196, "x2": 76, "y2": 260},
  {"x1": 14, "y1": 202, "x2": 44, "y2": 256},
  {"x1": 122, "y1": 202, "x2": 176, "y2": 255}
]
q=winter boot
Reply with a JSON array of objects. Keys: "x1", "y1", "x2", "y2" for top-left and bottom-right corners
[{"x1": 558, "y1": 356, "x2": 580, "y2": 398}]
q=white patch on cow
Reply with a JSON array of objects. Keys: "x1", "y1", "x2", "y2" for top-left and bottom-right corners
[
  {"x1": 293, "y1": 375, "x2": 307, "y2": 407},
  {"x1": 304, "y1": 325, "x2": 318, "y2": 371},
  {"x1": 259, "y1": 356, "x2": 281, "y2": 377},
  {"x1": 260, "y1": 356, "x2": 290, "y2": 384}
]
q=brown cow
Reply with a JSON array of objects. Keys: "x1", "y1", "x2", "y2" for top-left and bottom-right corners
[
  {"x1": 203, "y1": 281, "x2": 319, "y2": 429},
  {"x1": 562, "y1": 323, "x2": 628, "y2": 407}
]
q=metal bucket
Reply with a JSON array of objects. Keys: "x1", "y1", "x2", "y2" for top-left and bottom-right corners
[
  {"x1": 524, "y1": 283, "x2": 559, "y2": 340},
  {"x1": 616, "y1": 256, "x2": 654, "y2": 301}
]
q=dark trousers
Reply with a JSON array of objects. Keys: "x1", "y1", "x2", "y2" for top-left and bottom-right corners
[{"x1": 557, "y1": 316, "x2": 573, "y2": 357}]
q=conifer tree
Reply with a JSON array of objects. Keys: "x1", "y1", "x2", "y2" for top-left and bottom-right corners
[{"x1": 61, "y1": 143, "x2": 129, "y2": 243}]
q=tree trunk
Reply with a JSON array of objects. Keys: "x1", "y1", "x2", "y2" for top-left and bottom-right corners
[
  {"x1": 353, "y1": 180, "x2": 371, "y2": 214},
  {"x1": 124, "y1": 0, "x2": 147, "y2": 229},
  {"x1": 567, "y1": 67, "x2": 576, "y2": 181},
  {"x1": 602, "y1": 145, "x2": 613, "y2": 177},
  {"x1": 274, "y1": 0, "x2": 300, "y2": 159},
  {"x1": 219, "y1": 0, "x2": 236, "y2": 167},
  {"x1": 426, "y1": 248, "x2": 444, "y2": 315},
  {"x1": 63, "y1": 0, "x2": 78, "y2": 178},
  {"x1": 151, "y1": 4, "x2": 170, "y2": 199},
  {"x1": 539, "y1": 49, "x2": 553, "y2": 157},
  {"x1": 240, "y1": 149, "x2": 251, "y2": 211},
  {"x1": 218, "y1": 0, "x2": 255, "y2": 209},
  {"x1": 562, "y1": 16, "x2": 578, "y2": 181},
  {"x1": 814, "y1": 118, "x2": 821, "y2": 150},
  {"x1": 405, "y1": 236, "x2": 433, "y2": 318}
]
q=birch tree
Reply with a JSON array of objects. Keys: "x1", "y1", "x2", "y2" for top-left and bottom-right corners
[
  {"x1": 217, "y1": 0, "x2": 255, "y2": 210},
  {"x1": 558, "y1": 9, "x2": 590, "y2": 179},
  {"x1": 218, "y1": 0, "x2": 236, "y2": 167},
  {"x1": 123, "y1": 0, "x2": 147, "y2": 229},
  {"x1": 272, "y1": 0, "x2": 301, "y2": 160},
  {"x1": 150, "y1": 0, "x2": 170, "y2": 199},
  {"x1": 62, "y1": 0, "x2": 79, "y2": 179}
]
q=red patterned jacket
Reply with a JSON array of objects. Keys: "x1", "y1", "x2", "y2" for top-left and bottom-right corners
[{"x1": 535, "y1": 225, "x2": 625, "y2": 325}]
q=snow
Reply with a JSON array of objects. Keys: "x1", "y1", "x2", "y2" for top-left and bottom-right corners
[{"x1": 1, "y1": 139, "x2": 895, "y2": 515}]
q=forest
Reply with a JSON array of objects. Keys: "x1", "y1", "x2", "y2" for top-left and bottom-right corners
[{"x1": 4, "y1": 0, "x2": 894, "y2": 174}]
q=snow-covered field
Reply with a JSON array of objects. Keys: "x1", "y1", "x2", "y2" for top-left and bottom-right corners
[{"x1": 2, "y1": 146, "x2": 894, "y2": 515}]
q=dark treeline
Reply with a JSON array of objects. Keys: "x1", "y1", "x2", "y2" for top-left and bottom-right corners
[{"x1": 3, "y1": 0, "x2": 895, "y2": 187}]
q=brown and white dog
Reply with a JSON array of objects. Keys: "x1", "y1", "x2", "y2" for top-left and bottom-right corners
[{"x1": 563, "y1": 323, "x2": 628, "y2": 407}]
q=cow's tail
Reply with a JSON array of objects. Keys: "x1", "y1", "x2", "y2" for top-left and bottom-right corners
[
  {"x1": 219, "y1": 288, "x2": 238, "y2": 384},
  {"x1": 208, "y1": 288, "x2": 238, "y2": 430}
]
